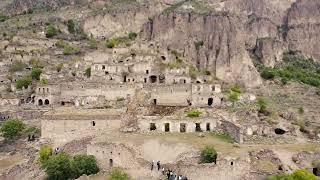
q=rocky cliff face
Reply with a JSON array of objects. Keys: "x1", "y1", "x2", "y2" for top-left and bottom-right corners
[{"x1": 142, "y1": 11, "x2": 261, "y2": 87}]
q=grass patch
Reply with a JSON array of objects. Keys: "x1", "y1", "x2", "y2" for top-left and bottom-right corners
[
  {"x1": 16, "y1": 76, "x2": 32, "y2": 89},
  {"x1": 186, "y1": 109, "x2": 202, "y2": 118},
  {"x1": 105, "y1": 32, "x2": 137, "y2": 48},
  {"x1": 210, "y1": 132, "x2": 234, "y2": 143},
  {"x1": 10, "y1": 61, "x2": 27, "y2": 72}
]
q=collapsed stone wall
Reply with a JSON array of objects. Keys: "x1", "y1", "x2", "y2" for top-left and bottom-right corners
[{"x1": 217, "y1": 120, "x2": 243, "y2": 144}]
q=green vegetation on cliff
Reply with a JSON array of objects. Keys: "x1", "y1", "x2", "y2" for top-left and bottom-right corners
[{"x1": 260, "y1": 51, "x2": 320, "y2": 87}]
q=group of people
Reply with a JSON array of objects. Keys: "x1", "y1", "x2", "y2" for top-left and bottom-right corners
[{"x1": 150, "y1": 160, "x2": 188, "y2": 180}]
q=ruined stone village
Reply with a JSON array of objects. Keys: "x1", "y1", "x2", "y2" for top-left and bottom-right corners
[{"x1": 0, "y1": 0, "x2": 320, "y2": 180}]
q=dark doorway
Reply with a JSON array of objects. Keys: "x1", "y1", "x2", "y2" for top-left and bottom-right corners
[
  {"x1": 206, "y1": 123, "x2": 211, "y2": 132},
  {"x1": 165, "y1": 123, "x2": 170, "y2": 132},
  {"x1": 123, "y1": 75, "x2": 127, "y2": 82},
  {"x1": 61, "y1": 101, "x2": 65, "y2": 106},
  {"x1": 109, "y1": 159, "x2": 113, "y2": 167},
  {"x1": 180, "y1": 123, "x2": 186, "y2": 133},
  {"x1": 274, "y1": 128, "x2": 286, "y2": 135},
  {"x1": 153, "y1": 99, "x2": 157, "y2": 105},
  {"x1": 150, "y1": 123, "x2": 156, "y2": 131},
  {"x1": 92, "y1": 121, "x2": 96, "y2": 126},
  {"x1": 313, "y1": 168, "x2": 319, "y2": 176},
  {"x1": 231, "y1": 161, "x2": 234, "y2": 166},
  {"x1": 150, "y1": 75, "x2": 157, "y2": 83},
  {"x1": 208, "y1": 98, "x2": 213, "y2": 106},
  {"x1": 38, "y1": 99, "x2": 43, "y2": 106},
  {"x1": 144, "y1": 78, "x2": 147, "y2": 83},
  {"x1": 195, "y1": 123, "x2": 202, "y2": 132},
  {"x1": 45, "y1": 99, "x2": 49, "y2": 105},
  {"x1": 146, "y1": 70, "x2": 149, "y2": 74}
]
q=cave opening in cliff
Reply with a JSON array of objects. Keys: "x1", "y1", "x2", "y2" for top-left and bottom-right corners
[
  {"x1": 313, "y1": 167, "x2": 319, "y2": 176},
  {"x1": 274, "y1": 128, "x2": 286, "y2": 135}
]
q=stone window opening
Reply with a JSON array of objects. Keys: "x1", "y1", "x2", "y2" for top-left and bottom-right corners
[
  {"x1": 92, "y1": 121, "x2": 96, "y2": 127},
  {"x1": 43, "y1": 88, "x2": 45, "y2": 93},
  {"x1": 153, "y1": 99, "x2": 157, "y2": 105},
  {"x1": 164, "y1": 123, "x2": 170, "y2": 132},
  {"x1": 38, "y1": 99, "x2": 43, "y2": 106},
  {"x1": 45, "y1": 99, "x2": 49, "y2": 105},
  {"x1": 61, "y1": 101, "x2": 65, "y2": 106},
  {"x1": 161, "y1": 56, "x2": 166, "y2": 61},
  {"x1": 38, "y1": 88, "x2": 41, "y2": 92},
  {"x1": 180, "y1": 123, "x2": 186, "y2": 133},
  {"x1": 195, "y1": 123, "x2": 202, "y2": 132},
  {"x1": 150, "y1": 123, "x2": 156, "y2": 131},
  {"x1": 105, "y1": 71, "x2": 109, "y2": 75},
  {"x1": 206, "y1": 123, "x2": 210, "y2": 131},
  {"x1": 146, "y1": 70, "x2": 149, "y2": 74},
  {"x1": 144, "y1": 78, "x2": 147, "y2": 83},
  {"x1": 102, "y1": 65, "x2": 105, "y2": 70},
  {"x1": 109, "y1": 159, "x2": 113, "y2": 167},
  {"x1": 211, "y1": 86, "x2": 215, "y2": 91},
  {"x1": 150, "y1": 75, "x2": 157, "y2": 83},
  {"x1": 123, "y1": 75, "x2": 127, "y2": 83},
  {"x1": 274, "y1": 128, "x2": 285, "y2": 135},
  {"x1": 208, "y1": 98, "x2": 213, "y2": 106},
  {"x1": 231, "y1": 161, "x2": 234, "y2": 166}
]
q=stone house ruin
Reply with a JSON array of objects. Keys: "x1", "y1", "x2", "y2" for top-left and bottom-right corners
[{"x1": 138, "y1": 115, "x2": 243, "y2": 143}]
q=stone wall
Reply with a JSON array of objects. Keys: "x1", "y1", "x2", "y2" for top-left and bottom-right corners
[
  {"x1": 218, "y1": 120, "x2": 243, "y2": 143},
  {"x1": 41, "y1": 118, "x2": 121, "y2": 139},
  {"x1": 87, "y1": 143, "x2": 140, "y2": 170}
]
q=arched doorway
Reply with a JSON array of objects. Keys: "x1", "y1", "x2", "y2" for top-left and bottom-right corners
[
  {"x1": 149, "y1": 75, "x2": 157, "y2": 83},
  {"x1": 38, "y1": 99, "x2": 43, "y2": 106},
  {"x1": 45, "y1": 99, "x2": 49, "y2": 105}
]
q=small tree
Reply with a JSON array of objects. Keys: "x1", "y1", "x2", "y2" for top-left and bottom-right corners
[
  {"x1": 84, "y1": 67, "x2": 91, "y2": 78},
  {"x1": 128, "y1": 32, "x2": 137, "y2": 40},
  {"x1": 39, "y1": 145, "x2": 53, "y2": 167},
  {"x1": 261, "y1": 68, "x2": 276, "y2": 80},
  {"x1": 16, "y1": 76, "x2": 32, "y2": 89},
  {"x1": 31, "y1": 68, "x2": 42, "y2": 80},
  {"x1": 257, "y1": 97, "x2": 268, "y2": 113},
  {"x1": 200, "y1": 145, "x2": 218, "y2": 164},
  {"x1": 187, "y1": 110, "x2": 202, "y2": 118},
  {"x1": 108, "y1": 168, "x2": 130, "y2": 180},
  {"x1": 67, "y1": 19, "x2": 76, "y2": 34},
  {"x1": 0, "y1": 119, "x2": 25, "y2": 140},
  {"x1": 70, "y1": 154, "x2": 99, "y2": 178},
  {"x1": 228, "y1": 91, "x2": 240, "y2": 106},
  {"x1": 46, "y1": 24, "x2": 58, "y2": 38},
  {"x1": 45, "y1": 152, "x2": 72, "y2": 180}
]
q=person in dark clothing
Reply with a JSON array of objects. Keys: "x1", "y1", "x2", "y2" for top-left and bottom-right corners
[
  {"x1": 157, "y1": 161, "x2": 161, "y2": 171},
  {"x1": 151, "y1": 160, "x2": 154, "y2": 171}
]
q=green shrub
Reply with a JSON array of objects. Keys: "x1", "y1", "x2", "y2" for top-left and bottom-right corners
[
  {"x1": 31, "y1": 68, "x2": 42, "y2": 80},
  {"x1": 0, "y1": 119, "x2": 25, "y2": 140},
  {"x1": 45, "y1": 152, "x2": 72, "y2": 180},
  {"x1": 41, "y1": 79, "x2": 49, "y2": 85},
  {"x1": 84, "y1": 67, "x2": 91, "y2": 78},
  {"x1": 88, "y1": 39, "x2": 98, "y2": 49},
  {"x1": 267, "y1": 169, "x2": 316, "y2": 180},
  {"x1": 16, "y1": 76, "x2": 32, "y2": 89},
  {"x1": 261, "y1": 67, "x2": 276, "y2": 80},
  {"x1": 298, "y1": 107, "x2": 304, "y2": 114},
  {"x1": 56, "y1": 63, "x2": 63, "y2": 72},
  {"x1": 55, "y1": 40, "x2": 67, "y2": 48},
  {"x1": 10, "y1": 61, "x2": 27, "y2": 72},
  {"x1": 105, "y1": 36, "x2": 132, "y2": 48},
  {"x1": 70, "y1": 155, "x2": 99, "y2": 179},
  {"x1": 228, "y1": 90, "x2": 240, "y2": 106},
  {"x1": 39, "y1": 145, "x2": 53, "y2": 167},
  {"x1": 128, "y1": 32, "x2": 137, "y2": 40},
  {"x1": 108, "y1": 168, "x2": 130, "y2": 180},
  {"x1": 106, "y1": 40, "x2": 115, "y2": 48},
  {"x1": 0, "y1": 13, "x2": 8, "y2": 22},
  {"x1": 29, "y1": 58, "x2": 44, "y2": 68},
  {"x1": 230, "y1": 85, "x2": 242, "y2": 94},
  {"x1": 67, "y1": 19, "x2": 76, "y2": 34},
  {"x1": 257, "y1": 97, "x2": 269, "y2": 114},
  {"x1": 46, "y1": 24, "x2": 58, "y2": 38},
  {"x1": 63, "y1": 44, "x2": 80, "y2": 55},
  {"x1": 187, "y1": 110, "x2": 202, "y2": 118},
  {"x1": 200, "y1": 145, "x2": 217, "y2": 164}
]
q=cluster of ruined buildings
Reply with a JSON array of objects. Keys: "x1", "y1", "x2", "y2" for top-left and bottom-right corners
[{"x1": 34, "y1": 56, "x2": 223, "y2": 108}]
